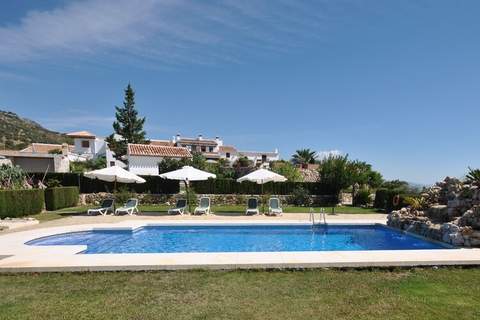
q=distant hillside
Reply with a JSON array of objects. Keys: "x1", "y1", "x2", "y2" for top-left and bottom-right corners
[{"x1": 0, "y1": 110, "x2": 72, "y2": 150}]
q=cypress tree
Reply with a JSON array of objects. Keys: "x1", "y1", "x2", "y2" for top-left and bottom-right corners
[{"x1": 106, "y1": 84, "x2": 148, "y2": 158}]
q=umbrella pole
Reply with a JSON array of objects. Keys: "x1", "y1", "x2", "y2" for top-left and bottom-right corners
[
  {"x1": 113, "y1": 177, "x2": 117, "y2": 211},
  {"x1": 186, "y1": 179, "x2": 191, "y2": 214},
  {"x1": 261, "y1": 182, "x2": 264, "y2": 215}
]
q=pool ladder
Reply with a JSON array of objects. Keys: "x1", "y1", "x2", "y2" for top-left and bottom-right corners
[{"x1": 309, "y1": 207, "x2": 326, "y2": 225}]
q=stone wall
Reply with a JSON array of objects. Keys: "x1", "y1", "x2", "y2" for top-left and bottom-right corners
[
  {"x1": 387, "y1": 177, "x2": 480, "y2": 247},
  {"x1": 80, "y1": 192, "x2": 349, "y2": 206}
]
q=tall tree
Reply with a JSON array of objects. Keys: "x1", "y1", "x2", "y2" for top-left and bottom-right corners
[
  {"x1": 271, "y1": 160, "x2": 304, "y2": 182},
  {"x1": 291, "y1": 149, "x2": 317, "y2": 166},
  {"x1": 106, "y1": 84, "x2": 147, "y2": 158},
  {"x1": 317, "y1": 154, "x2": 352, "y2": 198}
]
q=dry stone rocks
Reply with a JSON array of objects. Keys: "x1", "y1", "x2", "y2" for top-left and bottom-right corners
[{"x1": 388, "y1": 176, "x2": 480, "y2": 247}]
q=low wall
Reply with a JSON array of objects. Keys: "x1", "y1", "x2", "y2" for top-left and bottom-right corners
[{"x1": 80, "y1": 193, "x2": 348, "y2": 206}]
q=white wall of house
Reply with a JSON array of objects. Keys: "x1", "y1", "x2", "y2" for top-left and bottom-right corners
[
  {"x1": 128, "y1": 155, "x2": 164, "y2": 176},
  {"x1": 94, "y1": 138, "x2": 107, "y2": 158},
  {"x1": 73, "y1": 137, "x2": 96, "y2": 156}
]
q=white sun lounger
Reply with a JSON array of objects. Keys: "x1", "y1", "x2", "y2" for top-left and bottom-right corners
[
  {"x1": 246, "y1": 198, "x2": 259, "y2": 215},
  {"x1": 168, "y1": 199, "x2": 187, "y2": 215},
  {"x1": 87, "y1": 199, "x2": 115, "y2": 216},
  {"x1": 114, "y1": 199, "x2": 139, "y2": 216},
  {"x1": 194, "y1": 197, "x2": 211, "y2": 215},
  {"x1": 267, "y1": 197, "x2": 283, "y2": 216}
]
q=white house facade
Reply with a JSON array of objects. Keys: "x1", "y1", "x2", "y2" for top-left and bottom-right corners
[{"x1": 127, "y1": 143, "x2": 192, "y2": 176}]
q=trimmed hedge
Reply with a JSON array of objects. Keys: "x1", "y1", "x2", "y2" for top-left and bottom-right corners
[
  {"x1": 45, "y1": 187, "x2": 79, "y2": 211},
  {"x1": 32, "y1": 173, "x2": 179, "y2": 194},
  {"x1": 191, "y1": 179, "x2": 333, "y2": 195},
  {"x1": 0, "y1": 189, "x2": 44, "y2": 218}
]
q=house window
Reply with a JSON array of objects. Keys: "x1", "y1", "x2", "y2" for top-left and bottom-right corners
[
  {"x1": 262, "y1": 155, "x2": 267, "y2": 162},
  {"x1": 191, "y1": 145, "x2": 197, "y2": 152},
  {"x1": 226, "y1": 152, "x2": 231, "y2": 158},
  {"x1": 110, "y1": 161, "x2": 115, "y2": 166},
  {"x1": 201, "y1": 146, "x2": 206, "y2": 152},
  {"x1": 209, "y1": 146, "x2": 214, "y2": 152},
  {"x1": 81, "y1": 140, "x2": 90, "y2": 148}
]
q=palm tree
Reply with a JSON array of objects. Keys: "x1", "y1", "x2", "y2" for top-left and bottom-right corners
[
  {"x1": 466, "y1": 167, "x2": 480, "y2": 186},
  {"x1": 291, "y1": 149, "x2": 317, "y2": 166}
]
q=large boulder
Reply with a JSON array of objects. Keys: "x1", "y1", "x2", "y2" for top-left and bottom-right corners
[
  {"x1": 458, "y1": 206, "x2": 480, "y2": 229},
  {"x1": 425, "y1": 205, "x2": 448, "y2": 223}
]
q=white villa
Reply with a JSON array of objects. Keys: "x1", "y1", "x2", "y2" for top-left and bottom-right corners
[
  {"x1": 65, "y1": 131, "x2": 120, "y2": 167},
  {"x1": 127, "y1": 143, "x2": 192, "y2": 176},
  {"x1": 7, "y1": 130, "x2": 279, "y2": 175},
  {"x1": 7, "y1": 131, "x2": 124, "y2": 173},
  {"x1": 126, "y1": 134, "x2": 280, "y2": 175}
]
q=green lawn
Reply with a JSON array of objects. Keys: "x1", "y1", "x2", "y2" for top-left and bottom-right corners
[
  {"x1": 28, "y1": 205, "x2": 381, "y2": 222},
  {"x1": 29, "y1": 206, "x2": 93, "y2": 222},
  {"x1": 135, "y1": 205, "x2": 379, "y2": 215},
  {"x1": 0, "y1": 268, "x2": 478, "y2": 319}
]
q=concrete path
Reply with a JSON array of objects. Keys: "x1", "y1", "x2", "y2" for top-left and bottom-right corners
[{"x1": 1, "y1": 213, "x2": 479, "y2": 272}]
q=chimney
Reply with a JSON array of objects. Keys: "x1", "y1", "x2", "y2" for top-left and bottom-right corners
[
  {"x1": 175, "y1": 133, "x2": 181, "y2": 142},
  {"x1": 61, "y1": 143, "x2": 69, "y2": 156},
  {"x1": 198, "y1": 134, "x2": 203, "y2": 140}
]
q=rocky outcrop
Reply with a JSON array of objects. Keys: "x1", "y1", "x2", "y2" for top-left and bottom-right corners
[{"x1": 388, "y1": 177, "x2": 480, "y2": 247}]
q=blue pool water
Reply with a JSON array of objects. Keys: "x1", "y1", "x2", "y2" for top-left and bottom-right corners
[{"x1": 26, "y1": 224, "x2": 449, "y2": 254}]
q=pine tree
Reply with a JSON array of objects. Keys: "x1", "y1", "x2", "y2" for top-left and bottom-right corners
[{"x1": 106, "y1": 84, "x2": 148, "y2": 158}]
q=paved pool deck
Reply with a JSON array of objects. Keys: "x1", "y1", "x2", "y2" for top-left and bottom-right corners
[{"x1": 1, "y1": 213, "x2": 479, "y2": 272}]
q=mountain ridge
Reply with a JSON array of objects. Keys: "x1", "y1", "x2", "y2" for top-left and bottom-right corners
[{"x1": 0, "y1": 109, "x2": 71, "y2": 150}]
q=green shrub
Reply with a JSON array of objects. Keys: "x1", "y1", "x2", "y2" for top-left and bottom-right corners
[
  {"x1": 114, "y1": 186, "x2": 135, "y2": 205},
  {"x1": 354, "y1": 189, "x2": 371, "y2": 206},
  {"x1": 44, "y1": 187, "x2": 79, "y2": 211},
  {"x1": 0, "y1": 189, "x2": 44, "y2": 218},
  {"x1": 289, "y1": 186, "x2": 312, "y2": 206},
  {"x1": 374, "y1": 188, "x2": 412, "y2": 212},
  {"x1": 191, "y1": 179, "x2": 329, "y2": 195}
]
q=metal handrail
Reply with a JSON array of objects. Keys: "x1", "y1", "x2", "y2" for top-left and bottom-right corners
[{"x1": 310, "y1": 207, "x2": 327, "y2": 225}]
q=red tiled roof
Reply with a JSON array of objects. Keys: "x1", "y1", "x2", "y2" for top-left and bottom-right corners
[
  {"x1": 177, "y1": 138, "x2": 217, "y2": 146},
  {"x1": 128, "y1": 144, "x2": 192, "y2": 158},
  {"x1": 219, "y1": 145, "x2": 237, "y2": 153},
  {"x1": 150, "y1": 139, "x2": 174, "y2": 147},
  {"x1": 66, "y1": 131, "x2": 96, "y2": 138},
  {"x1": 21, "y1": 143, "x2": 74, "y2": 154}
]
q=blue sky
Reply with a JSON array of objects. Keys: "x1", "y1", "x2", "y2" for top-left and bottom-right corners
[{"x1": 1, "y1": 0, "x2": 479, "y2": 184}]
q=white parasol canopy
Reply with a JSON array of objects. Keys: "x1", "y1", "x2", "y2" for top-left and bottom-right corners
[
  {"x1": 84, "y1": 166, "x2": 146, "y2": 184},
  {"x1": 237, "y1": 168, "x2": 287, "y2": 184},
  {"x1": 159, "y1": 166, "x2": 216, "y2": 182}
]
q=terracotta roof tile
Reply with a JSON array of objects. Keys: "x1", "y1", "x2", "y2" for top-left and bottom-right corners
[
  {"x1": 150, "y1": 139, "x2": 174, "y2": 147},
  {"x1": 128, "y1": 144, "x2": 192, "y2": 158},
  {"x1": 21, "y1": 143, "x2": 74, "y2": 154},
  {"x1": 219, "y1": 145, "x2": 237, "y2": 153}
]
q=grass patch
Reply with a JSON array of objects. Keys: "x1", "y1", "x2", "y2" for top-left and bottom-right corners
[
  {"x1": 28, "y1": 206, "x2": 92, "y2": 222},
  {"x1": 27, "y1": 204, "x2": 381, "y2": 222},
  {"x1": 0, "y1": 268, "x2": 478, "y2": 319}
]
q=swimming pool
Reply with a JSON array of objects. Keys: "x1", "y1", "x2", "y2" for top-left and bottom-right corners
[{"x1": 26, "y1": 224, "x2": 450, "y2": 254}]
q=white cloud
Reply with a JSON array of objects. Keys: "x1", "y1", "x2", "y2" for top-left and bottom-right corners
[{"x1": 0, "y1": 0, "x2": 333, "y2": 67}]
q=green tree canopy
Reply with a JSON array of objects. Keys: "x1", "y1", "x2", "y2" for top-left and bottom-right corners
[
  {"x1": 271, "y1": 160, "x2": 304, "y2": 182},
  {"x1": 106, "y1": 84, "x2": 148, "y2": 158},
  {"x1": 317, "y1": 154, "x2": 352, "y2": 197},
  {"x1": 348, "y1": 160, "x2": 383, "y2": 189},
  {"x1": 318, "y1": 154, "x2": 384, "y2": 201}
]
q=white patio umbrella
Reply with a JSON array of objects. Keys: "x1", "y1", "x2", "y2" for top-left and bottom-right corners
[
  {"x1": 159, "y1": 166, "x2": 216, "y2": 212},
  {"x1": 237, "y1": 168, "x2": 287, "y2": 213},
  {"x1": 84, "y1": 166, "x2": 146, "y2": 211}
]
